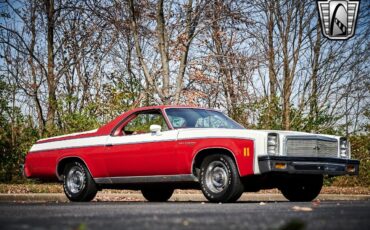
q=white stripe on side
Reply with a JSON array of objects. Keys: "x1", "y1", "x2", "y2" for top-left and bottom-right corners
[
  {"x1": 30, "y1": 136, "x2": 108, "y2": 152},
  {"x1": 29, "y1": 130, "x2": 180, "y2": 153},
  {"x1": 38, "y1": 129, "x2": 99, "y2": 142}
]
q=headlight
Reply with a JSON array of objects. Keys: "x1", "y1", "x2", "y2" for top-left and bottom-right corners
[
  {"x1": 267, "y1": 133, "x2": 279, "y2": 155},
  {"x1": 340, "y1": 137, "x2": 350, "y2": 158}
]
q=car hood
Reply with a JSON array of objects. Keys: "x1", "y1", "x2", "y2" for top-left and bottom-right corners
[
  {"x1": 251, "y1": 129, "x2": 339, "y2": 139},
  {"x1": 176, "y1": 128, "x2": 340, "y2": 141}
]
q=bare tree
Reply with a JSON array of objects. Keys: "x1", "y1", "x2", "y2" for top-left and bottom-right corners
[{"x1": 127, "y1": 0, "x2": 205, "y2": 104}]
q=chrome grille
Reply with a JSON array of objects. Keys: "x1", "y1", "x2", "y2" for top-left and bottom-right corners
[{"x1": 286, "y1": 137, "x2": 338, "y2": 158}]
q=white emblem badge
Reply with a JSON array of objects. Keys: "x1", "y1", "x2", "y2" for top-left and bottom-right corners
[{"x1": 317, "y1": 0, "x2": 360, "y2": 40}]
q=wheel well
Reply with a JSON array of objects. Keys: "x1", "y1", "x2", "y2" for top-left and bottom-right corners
[
  {"x1": 192, "y1": 148, "x2": 238, "y2": 178},
  {"x1": 56, "y1": 157, "x2": 87, "y2": 180}
]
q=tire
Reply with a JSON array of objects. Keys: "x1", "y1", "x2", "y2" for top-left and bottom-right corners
[
  {"x1": 141, "y1": 187, "x2": 174, "y2": 202},
  {"x1": 200, "y1": 154, "x2": 244, "y2": 203},
  {"x1": 280, "y1": 174, "x2": 323, "y2": 202},
  {"x1": 63, "y1": 161, "x2": 98, "y2": 202}
]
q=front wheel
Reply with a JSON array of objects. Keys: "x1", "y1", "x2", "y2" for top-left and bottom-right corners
[
  {"x1": 141, "y1": 187, "x2": 174, "y2": 202},
  {"x1": 280, "y1": 174, "x2": 323, "y2": 202},
  {"x1": 63, "y1": 161, "x2": 98, "y2": 202},
  {"x1": 200, "y1": 154, "x2": 244, "y2": 203}
]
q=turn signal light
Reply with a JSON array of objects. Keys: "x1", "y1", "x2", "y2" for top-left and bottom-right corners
[
  {"x1": 275, "y1": 163, "x2": 287, "y2": 169},
  {"x1": 346, "y1": 165, "x2": 355, "y2": 173}
]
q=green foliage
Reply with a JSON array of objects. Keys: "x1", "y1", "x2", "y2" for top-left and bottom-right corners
[
  {"x1": 289, "y1": 107, "x2": 338, "y2": 134},
  {"x1": 87, "y1": 74, "x2": 143, "y2": 124},
  {"x1": 252, "y1": 97, "x2": 340, "y2": 134},
  {"x1": 60, "y1": 110, "x2": 100, "y2": 134},
  {"x1": 0, "y1": 80, "x2": 39, "y2": 182},
  {"x1": 76, "y1": 223, "x2": 87, "y2": 230},
  {"x1": 253, "y1": 96, "x2": 282, "y2": 130},
  {"x1": 331, "y1": 134, "x2": 370, "y2": 187},
  {"x1": 228, "y1": 103, "x2": 249, "y2": 128}
]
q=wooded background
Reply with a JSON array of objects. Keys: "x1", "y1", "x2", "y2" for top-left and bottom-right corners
[{"x1": 0, "y1": 0, "x2": 368, "y2": 185}]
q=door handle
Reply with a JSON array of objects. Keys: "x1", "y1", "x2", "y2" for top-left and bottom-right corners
[{"x1": 105, "y1": 143, "x2": 113, "y2": 147}]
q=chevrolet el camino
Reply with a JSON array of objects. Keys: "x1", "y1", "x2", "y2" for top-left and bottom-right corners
[{"x1": 24, "y1": 106, "x2": 359, "y2": 202}]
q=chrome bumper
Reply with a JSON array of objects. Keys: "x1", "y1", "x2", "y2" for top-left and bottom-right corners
[{"x1": 258, "y1": 156, "x2": 359, "y2": 176}]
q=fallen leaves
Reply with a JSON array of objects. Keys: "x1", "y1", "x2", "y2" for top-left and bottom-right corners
[
  {"x1": 0, "y1": 183, "x2": 63, "y2": 194},
  {"x1": 94, "y1": 195, "x2": 142, "y2": 202},
  {"x1": 291, "y1": 199, "x2": 320, "y2": 212},
  {"x1": 292, "y1": 206, "x2": 313, "y2": 212},
  {"x1": 182, "y1": 220, "x2": 189, "y2": 226},
  {"x1": 1, "y1": 184, "x2": 369, "y2": 196}
]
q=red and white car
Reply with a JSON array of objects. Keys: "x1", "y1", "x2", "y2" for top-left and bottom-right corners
[{"x1": 24, "y1": 106, "x2": 359, "y2": 202}]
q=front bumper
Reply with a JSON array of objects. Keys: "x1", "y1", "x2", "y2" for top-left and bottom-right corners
[{"x1": 258, "y1": 156, "x2": 359, "y2": 176}]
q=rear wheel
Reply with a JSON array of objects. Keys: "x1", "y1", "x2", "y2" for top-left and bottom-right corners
[
  {"x1": 280, "y1": 175, "x2": 323, "y2": 202},
  {"x1": 200, "y1": 154, "x2": 244, "y2": 203},
  {"x1": 63, "y1": 161, "x2": 97, "y2": 202},
  {"x1": 141, "y1": 187, "x2": 174, "y2": 202}
]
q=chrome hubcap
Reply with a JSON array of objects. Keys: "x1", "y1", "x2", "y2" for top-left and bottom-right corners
[
  {"x1": 205, "y1": 161, "x2": 229, "y2": 193},
  {"x1": 66, "y1": 166, "x2": 85, "y2": 194}
]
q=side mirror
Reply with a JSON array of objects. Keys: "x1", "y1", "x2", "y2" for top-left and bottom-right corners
[{"x1": 149, "y1": 124, "x2": 162, "y2": 135}]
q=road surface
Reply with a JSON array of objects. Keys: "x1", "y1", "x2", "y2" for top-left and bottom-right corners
[{"x1": 0, "y1": 200, "x2": 369, "y2": 230}]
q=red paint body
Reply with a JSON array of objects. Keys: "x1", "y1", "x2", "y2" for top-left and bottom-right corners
[{"x1": 24, "y1": 106, "x2": 254, "y2": 181}]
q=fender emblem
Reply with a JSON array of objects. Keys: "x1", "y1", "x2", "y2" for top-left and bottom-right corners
[{"x1": 179, "y1": 141, "x2": 196, "y2": 146}]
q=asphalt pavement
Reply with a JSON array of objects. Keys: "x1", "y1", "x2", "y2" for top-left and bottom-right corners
[{"x1": 0, "y1": 200, "x2": 369, "y2": 230}]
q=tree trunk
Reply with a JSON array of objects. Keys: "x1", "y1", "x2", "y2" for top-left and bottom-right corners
[
  {"x1": 266, "y1": 1, "x2": 277, "y2": 127},
  {"x1": 211, "y1": 0, "x2": 238, "y2": 118},
  {"x1": 29, "y1": 1, "x2": 45, "y2": 135},
  {"x1": 277, "y1": 0, "x2": 305, "y2": 130},
  {"x1": 280, "y1": 6, "x2": 292, "y2": 130},
  {"x1": 174, "y1": 0, "x2": 197, "y2": 104},
  {"x1": 128, "y1": 0, "x2": 164, "y2": 102},
  {"x1": 309, "y1": 21, "x2": 321, "y2": 131},
  {"x1": 45, "y1": 0, "x2": 57, "y2": 130},
  {"x1": 156, "y1": 0, "x2": 170, "y2": 102}
]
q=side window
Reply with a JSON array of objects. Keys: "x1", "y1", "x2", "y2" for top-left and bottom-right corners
[
  {"x1": 123, "y1": 111, "x2": 169, "y2": 135},
  {"x1": 195, "y1": 115, "x2": 227, "y2": 128}
]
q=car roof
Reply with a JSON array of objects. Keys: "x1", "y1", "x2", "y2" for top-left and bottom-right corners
[
  {"x1": 97, "y1": 105, "x2": 218, "y2": 135},
  {"x1": 36, "y1": 106, "x2": 222, "y2": 143},
  {"x1": 133, "y1": 105, "x2": 210, "y2": 110}
]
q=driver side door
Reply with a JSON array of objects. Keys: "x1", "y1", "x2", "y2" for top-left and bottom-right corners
[{"x1": 105, "y1": 110, "x2": 179, "y2": 177}]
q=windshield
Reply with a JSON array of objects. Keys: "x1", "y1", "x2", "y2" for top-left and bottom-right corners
[{"x1": 165, "y1": 108, "x2": 244, "y2": 129}]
